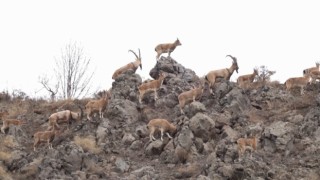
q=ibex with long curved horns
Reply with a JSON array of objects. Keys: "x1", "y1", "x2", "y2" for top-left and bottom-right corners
[
  {"x1": 112, "y1": 49, "x2": 142, "y2": 79},
  {"x1": 205, "y1": 55, "x2": 239, "y2": 94}
]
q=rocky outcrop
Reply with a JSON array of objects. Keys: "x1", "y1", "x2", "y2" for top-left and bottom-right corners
[{"x1": 1, "y1": 56, "x2": 320, "y2": 179}]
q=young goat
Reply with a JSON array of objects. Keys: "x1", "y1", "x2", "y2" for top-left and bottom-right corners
[
  {"x1": 138, "y1": 72, "x2": 166, "y2": 104},
  {"x1": 237, "y1": 136, "x2": 258, "y2": 160},
  {"x1": 33, "y1": 124, "x2": 60, "y2": 151},
  {"x1": 155, "y1": 38, "x2": 182, "y2": 60},
  {"x1": 303, "y1": 62, "x2": 320, "y2": 76},
  {"x1": 112, "y1": 49, "x2": 142, "y2": 79},
  {"x1": 237, "y1": 68, "x2": 259, "y2": 88},
  {"x1": 85, "y1": 92, "x2": 109, "y2": 121},
  {"x1": 178, "y1": 83, "x2": 204, "y2": 115},
  {"x1": 48, "y1": 108, "x2": 82, "y2": 129},
  {"x1": 1, "y1": 119, "x2": 27, "y2": 134},
  {"x1": 147, "y1": 118, "x2": 177, "y2": 141},
  {"x1": 205, "y1": 55, "x2": 239, "y2": 94},
  {"x1": 284, "y1": 74, "x2": 312, "y2": 95}
]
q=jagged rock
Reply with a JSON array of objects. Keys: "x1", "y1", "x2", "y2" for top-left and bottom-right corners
[
  {"x1": 107, "y1": 99, "x2": 139, "y2": 124},
  {"x1": 197, "y1": 175, "x2": 211, "y2": 180},
  {"x1": 189, "y1": 113, "x2": 215, "y2": 142},
  {"x1": 221, "y1": 125, "x2": 239, "y2": 143},
  {"x1": 217, "y1": 165, "x2": 234, "y2": 179},
  {"x1": 176, "y1": 126, "x2": 194, "y2": 150},
  {"x1": 130, "y1": 140, "x2": 143, "y2": 150},
  {"x1": 184, "y1": 101, "x2": 206, "y2": 118},
  {"x1": 160, "y1": 140, "x2": 176, "y2": 163},
  {"x1": 96, "y1": 119, "x2": 110, "y2": 144},
  {"x1": 174, "y1": 127, "x2": 194, "y2": 163},
  {"x1": 114, "y1": 157, "x2": 130, "y2": 173},
  {"x1": 223, "y1": 87, "x2": 251, "y2": 115},
  {"x1": 174, "y1": 163, "x2": 202, "y2": 178},
  {"x1": 149, "y1": 57, "x2": 198, "y2": 83},
  {"x1": 111, "y1": 70, "x2": 142, "y2": 101},
  {"x1": 135, "y1": 125, "x2": 148, "y2": 138},
  {"x1": 145, "y1": 140, "x2": 165, "y2": 156},
  {"x1": 122, "y1": 133, "x2": 136, "y2": 145},
  {"x1": 131, "y1": 166, "x2": 155, "y2": 178}
]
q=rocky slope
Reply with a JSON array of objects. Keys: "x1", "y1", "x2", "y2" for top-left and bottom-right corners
[{"x1": 0, "y1": 56, "x2": 320, "y2": 180}]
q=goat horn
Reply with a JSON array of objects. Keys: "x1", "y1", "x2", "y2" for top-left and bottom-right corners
[
  {"x1": 226, "y1": 55, "x2": 237, "y2": 62},
  {"x1": 128, "y1": 50, "x2": 139, "y2": 60},
  {"x1": 138, "y1": 48, "x2": 141, "y2": 59}
]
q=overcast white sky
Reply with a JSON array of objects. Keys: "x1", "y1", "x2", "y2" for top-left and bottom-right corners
[{"x1": 1, "y1": 1, "x2": 320, "y2": 98}]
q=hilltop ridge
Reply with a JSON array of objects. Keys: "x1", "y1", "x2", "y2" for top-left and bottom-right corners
[{"x1": 0, "y1": 56, "x2": 320, "y2": 179}]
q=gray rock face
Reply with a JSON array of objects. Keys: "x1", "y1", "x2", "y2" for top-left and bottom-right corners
[{"x1": 189, "y1": 113, "x2": 215, "y2": 142}]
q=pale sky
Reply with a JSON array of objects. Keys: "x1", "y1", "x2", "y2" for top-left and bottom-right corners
[{"x1": 1, "y1": 1, "x2": 320, "y2": 99}]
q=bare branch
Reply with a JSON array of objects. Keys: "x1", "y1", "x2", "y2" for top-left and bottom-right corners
[{"x1": 54, "y1": 41, "x2": 94, "y2": 99}]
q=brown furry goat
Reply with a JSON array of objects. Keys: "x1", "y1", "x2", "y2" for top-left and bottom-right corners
[
  {"x1": 178, "y1": 84, "x2": 204, "y2": 114},
  {"x1": 1, "y1": 119, "x2": 27, "y2": 134},
  {"x1": 284, "y1": 74, "x2": 312, "y2": 95},
  {"x1": 138, "y1": 72, "x2": 166, "y2": 103},
  {"x1": 85, "y1": 93, "x2": 109, "y2": 121},
  {"x1": 112, "y1": 49, "x2": 142, "y2": 79},
  {"x1": 33, "y1": 124, "x2": 60, "y2": 151},
  {"x1": 48, "y1": 108, "x2": 82, "y2": 129},
  {"x1": 155, "y1": 38, "x2": 182, "y2": 60},
  {"x1": 237, "y1": 68, "x2": 258, "y2": 88},
  {"x1": 237, "y1": 136, "x2": 258, "y2": 160},
  {"x1": 147, "y1": 118, "x2": 177, "y2": 141},
  {"x1": 205, "y1": 55, "x2": 239, "y2": 94}
]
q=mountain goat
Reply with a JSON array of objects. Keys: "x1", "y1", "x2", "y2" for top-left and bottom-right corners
[
  {"x1": 155, "y1": 38, "x2": 181, "y2": 60},
  {"x1": 205, "y1": 55, "x2": 239, "y2": 94},
  {"x1": 147, "y1": 118, "x2": 177, "y2": 141}
]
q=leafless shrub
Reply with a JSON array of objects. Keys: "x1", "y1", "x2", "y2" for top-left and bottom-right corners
[{"x1": 255, "y1": 65, "x2": 276, "y2": 83}]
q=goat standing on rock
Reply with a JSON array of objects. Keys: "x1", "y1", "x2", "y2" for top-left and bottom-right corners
[
  {"x1": 85, "y1": 92, "x2": 109, "y2": 121},
  {"x1": 1, "y1": 119, "x2": 27, "y2": 134},
  {"x1": 147, "y1": 118, "x2": 177, "y2": 141},
  {"x1": 138, "y1": 72, "x2": 167, "y2": 104},
  {"x1": 33, "y1": 124, "x2": 60, "y2": 151},
  {"x1": 237, "y1": 68, "x2": 258, "y2": 89},
  {"x1": 178, "y1": 83, "x2": 204, "y2": 115},
  {"x1": 112, "y1": 49, "x2": 142, "y2": 79},
  {"x1": 284, "y1": 74, "x2": 312, "y2": 95},
  {"x1": 205, "y1": 55, "x2": 239, "y2": 95},
  {"x1": 48, "y1": 108, "x2": 83, "y2": 129},
  {"x1": 155, "y1": 38, "x2": 181, "y2": 60},
  {"x1": 237, "y1": 136, "x2": 258, "y2": 160}
]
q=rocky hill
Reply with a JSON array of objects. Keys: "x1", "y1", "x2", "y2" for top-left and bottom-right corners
[{"x1": 0, "y1": 56, "x2": 320, "y2": 180}]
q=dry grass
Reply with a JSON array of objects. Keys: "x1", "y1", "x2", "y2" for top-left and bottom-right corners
[
  {"x1": 74, "y1": 135, "x2": 101, "y2": 154},
  {"x1": 1, "y1": 136, "x2": 19, "y2": 149},
  {"x1": 0, "y1": 136, "x2": 15, "y2": 162},
  {"x1": 0, "y1": 165, "x2": 12, "y2": 180},
  {"x1": 0, "y1": 151, "x2": 12, "y2": 161}
]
